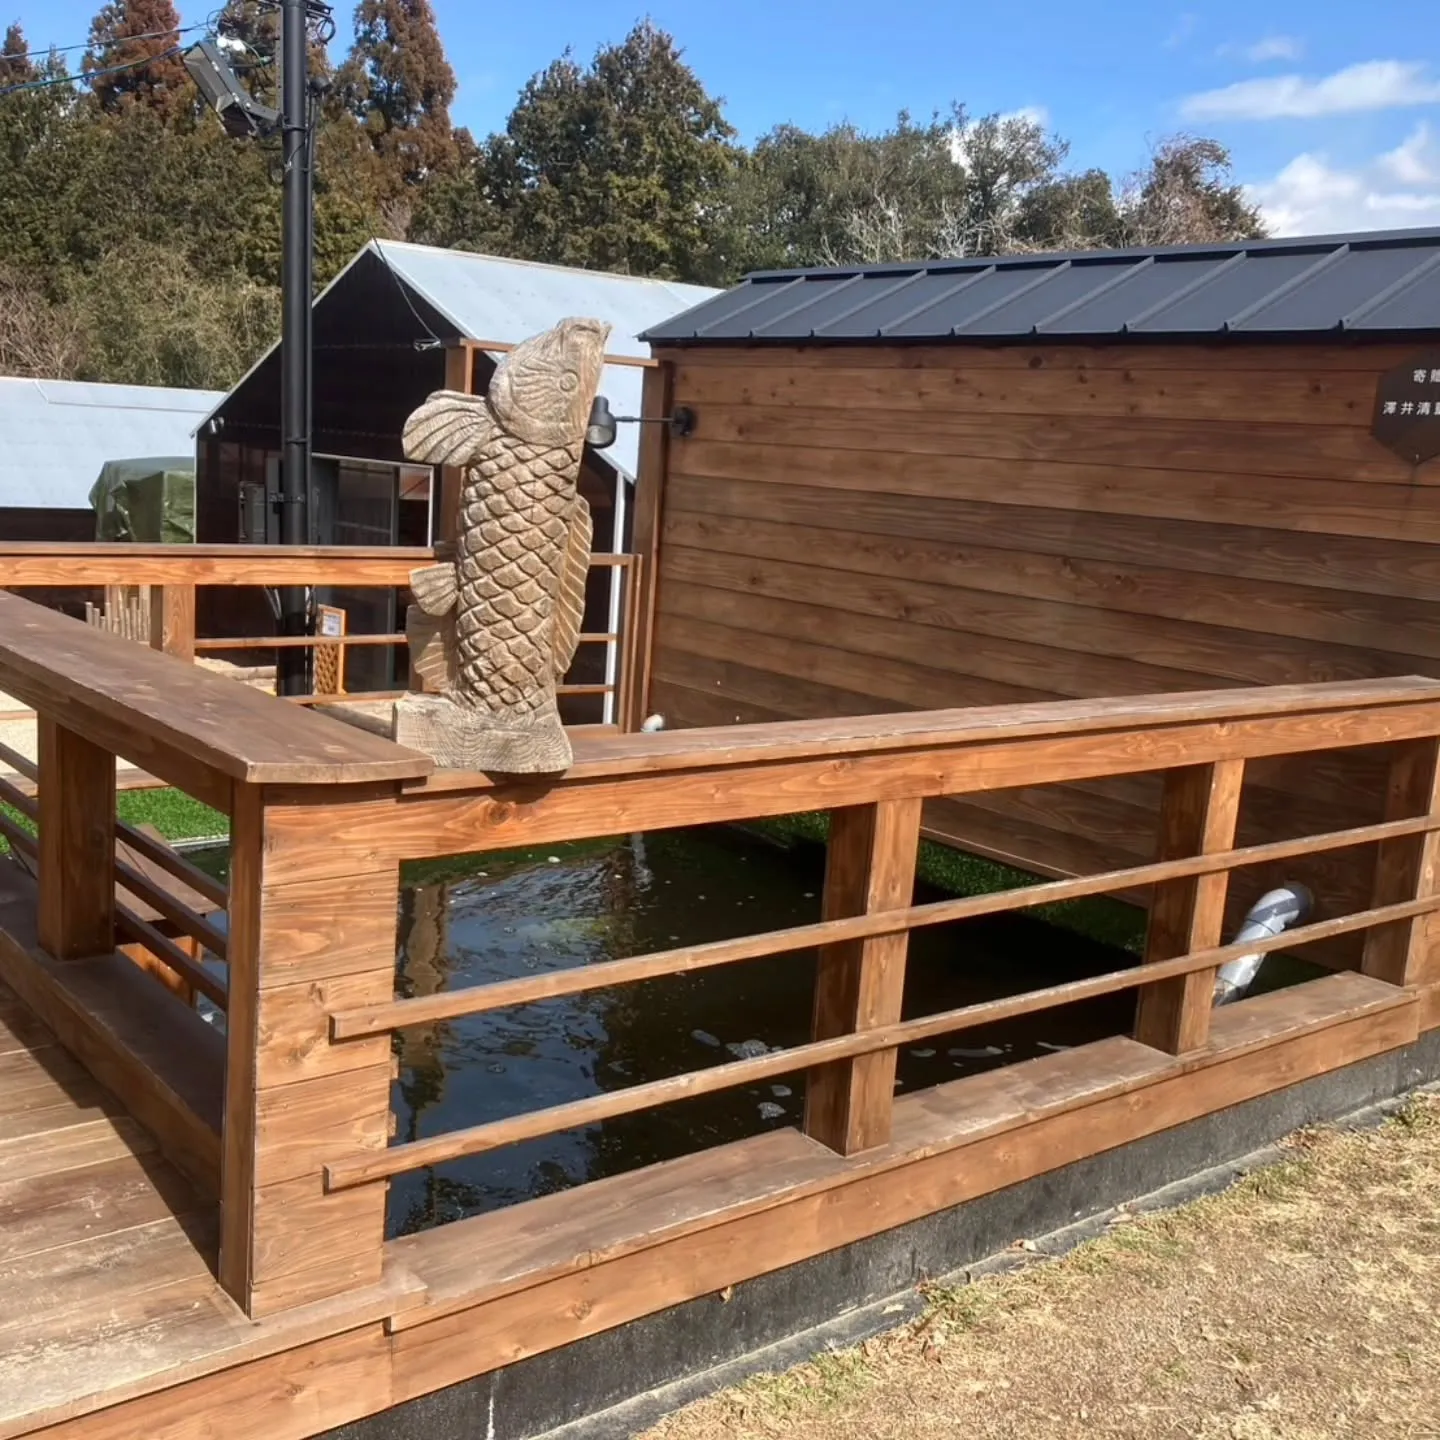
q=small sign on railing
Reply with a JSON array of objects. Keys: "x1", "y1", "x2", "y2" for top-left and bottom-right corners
[{"x1": 314, "y1": 604, "x2": 347, "y2": 696}]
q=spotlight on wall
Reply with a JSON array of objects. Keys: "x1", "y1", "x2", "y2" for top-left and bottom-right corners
[
  {"x1": 184, "y1": 39, "x2": 280, "y2": 140},
  {"x1": 585, "y1": 396, "x2": 696, "y2": 451}
]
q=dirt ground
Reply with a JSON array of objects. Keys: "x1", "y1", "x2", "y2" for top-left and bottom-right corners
[{"x1": 643, "y1": 1095, "x2": 1440, "y2": 1440}]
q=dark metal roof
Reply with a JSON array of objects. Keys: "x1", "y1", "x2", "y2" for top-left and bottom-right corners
[{"x1": 641, "y1": 228, "x2": 1440, "y2": 345}]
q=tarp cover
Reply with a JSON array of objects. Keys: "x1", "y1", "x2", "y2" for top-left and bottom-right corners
[{"x1": 89, "y1": 457, "x2": 196, "y2": 543}]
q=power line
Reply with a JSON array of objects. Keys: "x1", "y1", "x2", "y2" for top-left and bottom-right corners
[
  {"x1": 3, "y1": 22, "x2": 207, "y2": 64},
  {"x1": 0, "y1": 45, "x2": 187, "y2": 99}
]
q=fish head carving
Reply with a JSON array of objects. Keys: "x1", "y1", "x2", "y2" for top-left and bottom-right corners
[{"x1": 488, "y1": 317, "x2": 611, "y2": 449}]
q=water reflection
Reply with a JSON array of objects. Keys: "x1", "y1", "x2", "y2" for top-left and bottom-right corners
[{"x1": 386, "y1": 827, "x2": 1140, "y2": 1237}]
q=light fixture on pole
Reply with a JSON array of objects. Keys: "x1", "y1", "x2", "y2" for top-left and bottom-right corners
[
  {"x1": 182, "y1": 39, "x2": 278, "y2": 139},
  {"x1": 188, "y1": 4, "x2": 323, "y2": 695},
  {"x1": 585, "y1": 396, "x2": 696, "y2": 451}
]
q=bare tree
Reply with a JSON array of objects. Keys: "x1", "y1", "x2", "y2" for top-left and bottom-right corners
[
  {"x1": 0, "y1": 270, "x2": 86, "y2": 378},
  {"x1": 1119, "y1": 136, "x2": 1265, "y2": 247}
]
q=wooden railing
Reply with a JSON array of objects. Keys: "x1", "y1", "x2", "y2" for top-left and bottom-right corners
[
  {"x1": 0, "y1": 587, "x2": 1437, "y2": 1325},
  {"x1": 0, "y1": 734, "x2": 226, "y2": 1009},
  {"x1": 0, "y1": 542, "x2": 642, "y2": 719}
]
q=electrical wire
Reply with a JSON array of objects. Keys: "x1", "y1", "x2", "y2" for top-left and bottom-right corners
[
  {"x1": 3, "y1": 21, "x2": 207, "y2": 63},
  {"x1": 0, "y1": 44, "x2": 186, "y2": 98},
  {"x1": 0, "y1": 2, "x2": 330, "y2": 93},
  {"x1": 373, "y1": 241, "x2": 446, "y2": 352}
]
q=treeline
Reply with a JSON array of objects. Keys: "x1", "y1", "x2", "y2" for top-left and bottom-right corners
[{"x1": 0, "y1": 4, "x2": 1265, "y2": 390}]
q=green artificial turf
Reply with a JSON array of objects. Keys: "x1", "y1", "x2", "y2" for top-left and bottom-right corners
[
  {"x1": 1, "y1": 788, "x2": 227, "y2": 857},
  {"x1": 116, "y1": 789, "x2": 228, "y2": 843}
]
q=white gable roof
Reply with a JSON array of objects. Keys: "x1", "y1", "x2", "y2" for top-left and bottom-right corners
[
  {"x1": 0, "y1": 378, "x2": 221, "y2": 511},
  {"x1": 201, "y1": 242, "x2": 721, "y2": 483}
]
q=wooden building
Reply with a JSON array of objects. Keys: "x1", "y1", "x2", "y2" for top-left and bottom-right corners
[
  {"x1": 198, "y1": 241, "x2": 717, "y2": 701},
  {"x1": 636, "y1": 227, "x2": 1440, "y2": 945}
]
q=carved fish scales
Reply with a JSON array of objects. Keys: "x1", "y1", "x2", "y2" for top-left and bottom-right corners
[{"x1": 395, "y1": 317, "x2": 609, "y2": 774}]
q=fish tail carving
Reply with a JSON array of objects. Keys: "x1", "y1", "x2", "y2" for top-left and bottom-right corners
[
  {"x1": 406, "y1": 605, "x2": 457, "y2": 692},
  {"x1": 410, "y1": 561, "x2": 459, "y2": 617}
]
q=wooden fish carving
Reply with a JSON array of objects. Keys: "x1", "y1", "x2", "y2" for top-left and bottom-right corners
[{"x1": 394, "y1": 316, "x2": 610, "y2": 773}]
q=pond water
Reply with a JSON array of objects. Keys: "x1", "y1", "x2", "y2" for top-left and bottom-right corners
[
  {"x1": 187, "y1": 823, "x2": 1316, "y2": 1239},
  {"x1": 384, "y1": 826, "x2": 1140, "y2": 1238}
]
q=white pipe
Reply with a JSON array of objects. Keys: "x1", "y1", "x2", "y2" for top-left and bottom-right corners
[
  {"x1": 1212, "y1": 883, "x2": 1313, "y2": 1005},
  {"x1": 602, "y1": 468, "x2": 627, "y2": 727}
]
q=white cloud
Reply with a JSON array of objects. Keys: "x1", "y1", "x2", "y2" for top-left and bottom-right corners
[
  {"x1": 1248, "y1": 123, "x2": 1440, "y2": 234},
  {"x1": 997, "y1": 106, "x2": 1050, "y2": 129},
  {"x1": 1183, "y1": 60, "x2": 1440, "y2": 120},
  {"x1": 1382, "y1": 124, "x2": 1440, "y2": 186},
  {"x1": 1239, "y1": 35, "x2": 1304, "y2": 63}
]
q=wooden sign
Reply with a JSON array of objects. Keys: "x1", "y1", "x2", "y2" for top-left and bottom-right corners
[
  {"x1": 1372, "y1": 354, "x2": 1440, "y2": 465},
  {"x1": 314, "y1": 604, "x2": 346, "y2": 695}
]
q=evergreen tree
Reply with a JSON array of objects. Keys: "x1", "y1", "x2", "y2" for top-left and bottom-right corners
[
  {"x1": 339, "y1": 0, "x2": 458, "y2": 191},
  {"x1": 732, "y1": 107, "x2": 1066, "y2": 270},
  {"x1": 0, "y1": 29, "x2": 77, "y2": 274},
  {"x1": 1, "y1": 22, "x2": 37, "y2": 84},
  {"x1": 83, "y1": 0, "x2": 190, "y2": 121},
  {"x1": 480, "y1": 21, "x2": 739, "y2": 282}
]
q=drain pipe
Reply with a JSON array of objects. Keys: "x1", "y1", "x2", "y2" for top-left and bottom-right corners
[{"x1": 1212, "y1": 884, "x2": 1313, "y2": 1005}]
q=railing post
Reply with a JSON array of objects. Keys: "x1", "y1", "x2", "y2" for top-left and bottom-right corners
[
  {"x1": 1135, "y1": 758, "x2": 1245, "y2": 1054},
  {"x1": 221, "y1": 783, "x2": 398, "y2": 1319},
  {"x1": 1362, "y1": 737, "x2": 1440, "y2": 988},
  {"x1": 804, "y1": 797, "x2": 922, "y2": 1155},
  {"x1": 149, "y1": 583, "x2": 196, "y2": 663},
  {"x1": 36, "y1": 717, "x2": 115, "y2": 959},
  {"x1": 436, "y1": 343, "x2": 473, "y2": 544}
]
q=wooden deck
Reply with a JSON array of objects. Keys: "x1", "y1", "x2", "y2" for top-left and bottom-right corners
[
  {"x1": 0, "y1": 861, "x2": 424, "y2": 1439},
  {"x1": 0, "y1": 589, "x2": 1439, "y2": 1438}
]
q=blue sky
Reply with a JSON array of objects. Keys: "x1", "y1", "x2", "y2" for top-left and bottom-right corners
[{"x1": 15, "y1": 0, "x2": 1440, "y2": 234}]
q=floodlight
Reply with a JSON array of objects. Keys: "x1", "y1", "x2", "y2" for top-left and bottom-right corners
[{"x1": 184, "y1": 39, "x2": 279, "y2": 140}]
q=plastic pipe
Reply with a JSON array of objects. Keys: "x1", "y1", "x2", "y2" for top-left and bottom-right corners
[{"x1": 1212, "y1": 883, "x2": 1313, "y2": 1005}]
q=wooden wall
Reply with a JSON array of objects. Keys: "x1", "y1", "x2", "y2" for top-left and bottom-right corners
[{"x1": 643, "y1": 341, "x2": 1440, "y2": 943}]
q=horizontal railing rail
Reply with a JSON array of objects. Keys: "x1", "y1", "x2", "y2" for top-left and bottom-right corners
[
  {"x1": 0, "y1": 543, "x2": 641, "y2": 713},
  {"x1": 326, "y1": 884, "x2": 1440, "y2": 1192},
  {"x1": 328, "y1": 810, "x2": 1440, "y2": 1041}
]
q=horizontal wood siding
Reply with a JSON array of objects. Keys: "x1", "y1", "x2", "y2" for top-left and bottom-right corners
[{"x1": 650, "y1": 343, "x2": 1439, "y2": 951}]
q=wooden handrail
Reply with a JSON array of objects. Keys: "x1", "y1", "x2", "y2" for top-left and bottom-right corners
[
  {"x1": 115, "y1": 856, "x2": 228, "y2": 961},
  {"x1": 0, "y1": 591, "x2": 431, "y2": 789},
  {"x1": 0, "y1": 542, "x2": 638, "y2": 588},
  {"x1": 0, "y1": 543, "x2": 433, "y2": 588},
  {"x1": 324, "y1": 888, "x2": 1440, "y2": 1191},
  {"x1": 0, "y1": 772, "x2": 38, "y2": 821},
  {"x1": 0, "y1": 808, "x2": 36, "y2": 860},
  {"x1": 194, "y1": 631, "x2": 622, "y2": 654},
  {"x1": 329, "y1": 810, "x2": 1440, "y2": 1040},
  {"x1": 405, "y1": 675, "x2": 1440, "y2": 794},
  {"x1": 0, "y1": 739, "x2": 36, "y2": 783}
]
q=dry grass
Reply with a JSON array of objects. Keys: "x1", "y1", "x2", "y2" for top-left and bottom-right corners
[{"x1": 644, "y1": 1096, "x2": 1440, "y2": 1440}]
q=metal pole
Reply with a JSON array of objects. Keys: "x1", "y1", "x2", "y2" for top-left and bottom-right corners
[{"x1": 277, "y1": 0, "x2": 310, "y2": 694}]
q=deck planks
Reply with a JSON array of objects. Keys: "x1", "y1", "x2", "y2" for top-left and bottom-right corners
[{"x1": 0, "y1": 974, "x2": 421, "y2": 1440}]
